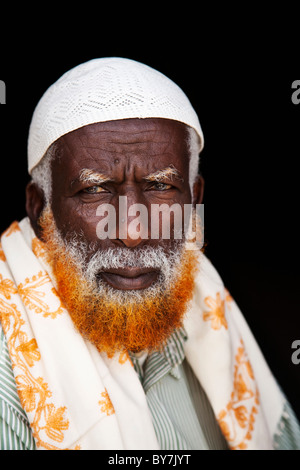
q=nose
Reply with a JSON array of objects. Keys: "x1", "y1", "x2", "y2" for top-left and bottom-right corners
[
  {"x1": 116, "y1": 192, "x2": 149, "y2": 248},
  {"x1": 119, "y1": 234, "x2": 142, "y2": 248}
]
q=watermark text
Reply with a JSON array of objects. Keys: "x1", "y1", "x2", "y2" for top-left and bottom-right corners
[
  {"x1": 291, "y1": 340, "x2": 300, "y2": 365},
  {"x1": 0, "y1": 80, "x2": 5, "y2": 104},
  {"x1": 291, "y1": 80, "x2": 300, "y2": 105},
  {"x1": 95, "y1": 198, "x2": 204, "y2": 251}
]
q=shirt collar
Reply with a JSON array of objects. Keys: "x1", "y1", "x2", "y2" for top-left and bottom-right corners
[{"x1": 129, "y1": 327, "x2": 188, "y2": 390}]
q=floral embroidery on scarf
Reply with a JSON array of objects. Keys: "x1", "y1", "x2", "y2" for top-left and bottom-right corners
[
  {"x1": 0, "y1": 244, "x2": 6, "y2": 262},
  {"x1": 16, "y1": 336, "x2": 41, "y2": 367},
  {"x1": 18, "y1": 271, "x2": 64, "y2": 319},
  {"x1": 203, "y1": 292, "x2": 228, "y2": 330},
  {"x1": 42, "y1": 404, "x2": 69, "y2": 443},
  {"x1": 0, "y1": 273, "x2": 70, "y2": 449},
  {"x1": 224, "y1": 288, "x2": 233, "y2": 307},
  {"x1": 217, "y1": 340, "x2": 259, "y2": 449},
  {"x1": 118, "y1": 350, "x2": 133, "y2": 366},
  {"x1": 3, "y1": 221, "x2": 21, "y2": 237},
  {"x1": 99, "y1": 389, "x2": 115, "y2": 416},
  {"x1": 0, "y1": 274, "x2": 17, "y2": 299}
]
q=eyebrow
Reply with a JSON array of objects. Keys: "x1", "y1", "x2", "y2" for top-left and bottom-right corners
[
  {"x1": 72, "y1": 168, "x2": 114, "y2": 186},
  {"x1": 71, "y1": 165, "x2": 183, "y2": 187},
  {"x1": 143, "y1": 165, "x2": 184, "y2": 183}
]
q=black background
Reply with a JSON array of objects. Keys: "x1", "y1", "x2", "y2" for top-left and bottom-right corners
[{"x1": 1, "y1": 16, "x2": 299, "y2": 421}]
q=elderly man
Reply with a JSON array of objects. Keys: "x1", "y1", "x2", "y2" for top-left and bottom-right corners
[{"x1": 0, "y1": 58, "x2": 299, "y2": 450}]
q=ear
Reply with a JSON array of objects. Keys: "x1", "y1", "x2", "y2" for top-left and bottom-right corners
[
  {"x1": 192, "y1": 174, "x2": 205, "y2": 206},
  {"x1": 25, "y1": 182, "x2": 45, "y2": 239}
]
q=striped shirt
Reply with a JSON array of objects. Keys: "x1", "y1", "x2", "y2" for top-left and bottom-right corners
[{"x1": 129, "y1": 328, "x2": 228, "y2": 450}]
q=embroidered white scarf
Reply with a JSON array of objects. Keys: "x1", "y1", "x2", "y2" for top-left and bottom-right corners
[{"x1": 0, "y1": 218, "x2": 287, "y2": 450}]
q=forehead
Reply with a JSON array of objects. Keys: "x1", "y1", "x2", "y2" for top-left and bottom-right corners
[{"x1": 52, "y1": 118, "x2": 190, "y2": 180}]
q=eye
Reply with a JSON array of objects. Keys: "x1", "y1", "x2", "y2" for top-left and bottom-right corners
[
  {"x1": 82, "y1": 185, "x2": 106, "y2": 194},
  {"x1": 151, "y1": 182, "x2": 173, "y2": 191}
]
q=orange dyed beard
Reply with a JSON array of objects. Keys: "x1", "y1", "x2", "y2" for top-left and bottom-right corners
[{"x1": 39, "y1": 208, "x2": 199, "y2": 355}]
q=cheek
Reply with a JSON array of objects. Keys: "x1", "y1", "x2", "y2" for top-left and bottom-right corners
[{"x1": 51, "y1": 197, "x2": 101, "y2": 245}]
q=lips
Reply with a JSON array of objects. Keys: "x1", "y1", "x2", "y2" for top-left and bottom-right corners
[{"x1": 98, "y1": 267, "x2": 159, "y2": 290}]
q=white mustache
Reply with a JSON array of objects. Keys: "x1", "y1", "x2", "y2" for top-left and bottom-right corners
[
  {"x1": 87, "y1": 245, "x2": 181, "y2": 269},
  {"x1": 64, "y1": 234, "x2": 184, "y2": 291},
  {"x1": 86, "y1": 245, "x2": 183, "y2": 285}
]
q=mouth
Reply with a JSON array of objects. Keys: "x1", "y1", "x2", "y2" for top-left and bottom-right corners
[{"x1": 98, "y1": 267, "x2": 160, "y2": 290}]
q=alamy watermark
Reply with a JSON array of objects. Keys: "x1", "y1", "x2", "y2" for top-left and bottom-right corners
[
  {"x1": 291, "y1": 340, "x2": 300, "y2": 365},
  {"x1": 291, "y1": 80, "x2": 300, "y2": 105},
  {"x1": 0, "y1": 80, "x2": 5, "y2": 104},
  {"x1": 95, "y1": 198, "x2": 204, "y2": 251}
]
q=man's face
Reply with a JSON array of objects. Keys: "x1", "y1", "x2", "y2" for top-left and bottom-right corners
[
  {"x1": 31, "y1": 118, "x2": 202, "y2": 353},
  {"x1": 50, "y1": 118, "x2": 193, "y2": 291}
]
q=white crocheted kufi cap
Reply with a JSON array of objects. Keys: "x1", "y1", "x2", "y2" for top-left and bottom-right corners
[{"x1": 28, "y1": 57, "x2": 204, "y2": 173}]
